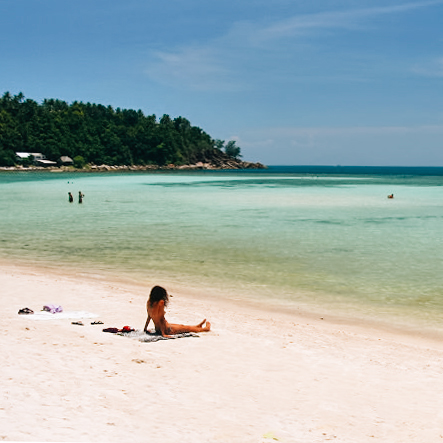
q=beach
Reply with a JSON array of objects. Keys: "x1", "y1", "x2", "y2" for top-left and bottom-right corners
[{"x1": 2, "y1": 263, "x2": 443, "y2": 443}]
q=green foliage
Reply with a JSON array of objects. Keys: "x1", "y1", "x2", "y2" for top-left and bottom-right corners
[
  {"x1": 214, "y1": 139, "x2": 225, "y2": 150},
  {"x1": 224, "y1": 140, "x2": 242, "y2": 159},
  {"x1": 0, "y1": 147, "x2": 16, "y2": 166},
  {"x1": 19, "y1": 155, "x2": 34, "y2": 168},
  {"x1": 73, "y1": 155, "x2": 86, "y2": 169},
  {"x1": 0, "y1": 92, "x2": 242, "y2": 167}
]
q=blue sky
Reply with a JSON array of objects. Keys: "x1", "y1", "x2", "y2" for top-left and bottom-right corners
[{"x1": 1, "y1": 0, "x2": 442, "y2": 165}]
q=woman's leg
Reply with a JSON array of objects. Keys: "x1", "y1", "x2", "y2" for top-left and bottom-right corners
[{"x1": 167, "y1": 320, "x2": 211, "y2": 334}]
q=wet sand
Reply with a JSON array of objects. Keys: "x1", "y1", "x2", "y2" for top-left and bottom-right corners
[{"x1": 2, "y1": 264, "x2": 443, "y2": 442}]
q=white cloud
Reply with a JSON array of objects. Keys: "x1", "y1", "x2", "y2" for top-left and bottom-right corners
[
  {"x1": 412, "y1": 57, "x2": 443, "y2": 77},
  {"x1": 255, "y1": 124, "x2": 443, "y2": 136},
  {"x1": 238, "y1": 124, "x2": 443, "y2": 165},
  {"x1": 145, "y1": 46, "x2": 241, "y2": 91},
  {"x1": 144, "y1": 0, "x2": 443, "y2": 91},
  {"x1": 243, "y1": 0, "x2": 443, "y2": 44}
]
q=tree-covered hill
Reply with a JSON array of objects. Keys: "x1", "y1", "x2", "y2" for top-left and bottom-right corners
[{"x1": 0, "y1": 92, "x2": 263, "y2": 169}]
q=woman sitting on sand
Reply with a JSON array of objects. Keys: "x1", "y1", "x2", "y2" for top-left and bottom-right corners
[{"x1": 144, "y1": 285, "x2": 211, "y2": 337}]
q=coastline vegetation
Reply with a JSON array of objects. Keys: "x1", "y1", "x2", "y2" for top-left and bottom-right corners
[{"x1": 0, "y1": 92, "x2": 262, "y2": 169}]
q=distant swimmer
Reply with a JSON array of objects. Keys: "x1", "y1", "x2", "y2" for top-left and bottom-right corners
[
  {"x1": 68, "y1": 192, "x2": 73, "y2": 203},
  {"x1": 387, "y1": 194, "x2": 394, "y2": 199},
  {"x1": 78, "y1": 191, "x2": 84, "y2": 203}
]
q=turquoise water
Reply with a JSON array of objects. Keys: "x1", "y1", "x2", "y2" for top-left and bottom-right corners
[{"x1": 2, "y1": 168, "x2": 443, "y2": 333}]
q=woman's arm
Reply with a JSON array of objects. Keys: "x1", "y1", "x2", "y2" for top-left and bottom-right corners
[{"x1": 144, "y1": 314, "x2": 151, "y2": 332}]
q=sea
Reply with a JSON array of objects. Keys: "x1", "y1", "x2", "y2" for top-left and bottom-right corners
[{"x1": 2, "y1": 166, "x2": 443, "y2": 336}]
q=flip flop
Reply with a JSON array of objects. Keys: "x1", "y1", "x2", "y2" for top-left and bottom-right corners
[
  {"x1": 102, "y1": 327, "x2": 119, "y2": 333},
  {"x1": 71, "y1": 321, "x2": 84, "y2": 326},
  {"x1": 91, "y1": 321, "x2": 104, "y2": 325},
  {"x1": 18, "y1": 308, "x2": 34, "y2": 315}
]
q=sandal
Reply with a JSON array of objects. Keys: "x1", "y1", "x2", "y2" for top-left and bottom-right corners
[
  {"x1": 91, "y1": 321, "x2": 104, "y2": 325},
  {"x1": 18, "y1": 307, "x2": 34, "y2": 315},
  {"x1": 71, "y1": 321, "x2": 84, "y2": 326},
  {"x1": 103, "y1": 327, "x2": 119, "y2": 333}
]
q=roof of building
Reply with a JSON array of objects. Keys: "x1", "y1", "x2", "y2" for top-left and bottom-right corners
[
  {"x1": 16, "y1": 152, "x2": 46, "y2": 159},
  {"x1": 35, "y1": 159, "x2": 57, "y2": 165}
]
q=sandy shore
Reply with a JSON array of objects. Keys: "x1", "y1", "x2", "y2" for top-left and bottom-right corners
[{"x1": 2, "y1": 264, "x2": 443, "y2": 443}]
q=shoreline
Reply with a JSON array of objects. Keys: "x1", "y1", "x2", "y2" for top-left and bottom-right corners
[
  {"x1": 3, "y1": 263, "x2": 443, "y2": 441},
  {"x1": 3, "y1": 259, "x2": 443, "y2": 345},
  {"x1": 0, "y1": 160, "x2": 267, "y2": 173}
]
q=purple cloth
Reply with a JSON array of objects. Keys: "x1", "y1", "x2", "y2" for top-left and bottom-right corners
[{"x1": 43, "y1": 304, "x2": 63, "y2": 314}]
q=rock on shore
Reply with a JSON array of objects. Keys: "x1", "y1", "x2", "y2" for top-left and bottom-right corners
[{"x1": 1, "y1": 158, "x2": 267, "y2": 172}]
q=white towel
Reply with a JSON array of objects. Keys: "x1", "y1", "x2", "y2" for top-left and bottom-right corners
[{"x1": 22, "y1": 311, "x2": 99, "y2": 321}]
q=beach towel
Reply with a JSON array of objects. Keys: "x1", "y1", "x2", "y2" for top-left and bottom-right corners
[
  {"x1": 22, "y1": 311, "x2": 99, "y2": 321},
  {"x1": 115, "y1": 329, "x2": 199, "y2": 343}
]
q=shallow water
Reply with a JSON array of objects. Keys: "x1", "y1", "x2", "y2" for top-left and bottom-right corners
[{"x1": 2, "y1": 168, "x2": 443, "y2": 333}]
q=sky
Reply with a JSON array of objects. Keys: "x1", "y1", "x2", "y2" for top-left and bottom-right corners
[{"x1": 1, "y1": 0, "x2": 443, "y2": 166}]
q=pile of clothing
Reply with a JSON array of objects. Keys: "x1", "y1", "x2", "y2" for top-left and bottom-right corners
[{"x1": 18, "y1": 305, "x2": 63, "y2": 315}]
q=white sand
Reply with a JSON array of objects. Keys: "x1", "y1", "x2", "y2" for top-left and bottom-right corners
[{"x1": 2, "y1": 264, "x2": 443, "y2": 443}]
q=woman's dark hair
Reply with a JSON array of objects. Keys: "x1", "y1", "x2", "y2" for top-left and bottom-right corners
[{"x1": 148, "y1": 285, "x2": 169, "y2": 307}]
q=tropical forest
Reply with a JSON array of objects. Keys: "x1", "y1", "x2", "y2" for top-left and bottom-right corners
[{"x1": 0, "y1": 92, "x2": 256, "y2": 169}]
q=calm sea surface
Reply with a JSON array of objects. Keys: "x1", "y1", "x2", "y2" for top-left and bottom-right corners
[{"x1": 2, "y1": 166, "x2": 443, "y2": 334}]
